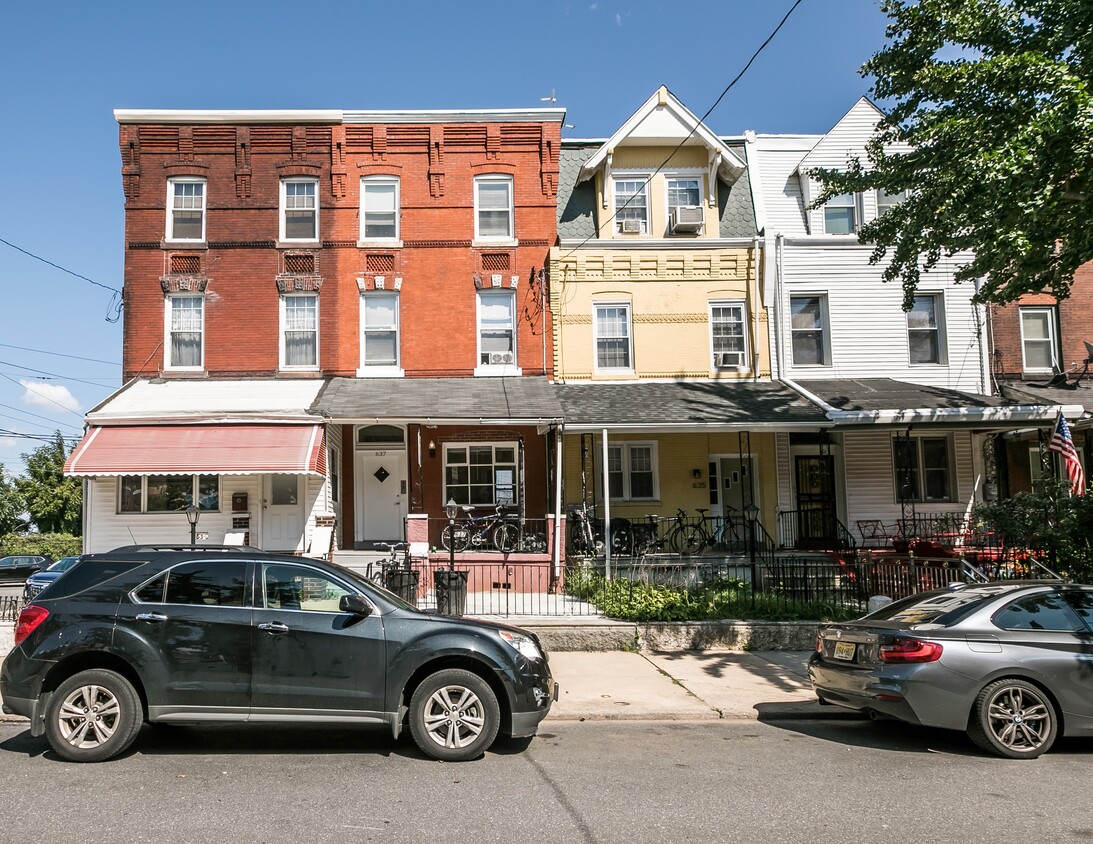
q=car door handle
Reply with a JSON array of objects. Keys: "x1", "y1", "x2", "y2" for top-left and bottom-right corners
[
  {"x1": 258, "y1": 621, "x2": 289, "y2": 635},
  {"x1": 135, "y1": 612, "x2": 168, "y2": 623}
]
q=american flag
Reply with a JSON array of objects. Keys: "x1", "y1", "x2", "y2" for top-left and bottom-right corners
[{"x1": 1048, "y1": 413, "x2": 1085, "y2": 495}]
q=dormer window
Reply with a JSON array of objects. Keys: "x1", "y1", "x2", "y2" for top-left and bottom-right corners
[
  {"x1": 823, "y1": 193, "x2": 857, "y2": 234},
  {"x1": 614, "y1": 177, "x2": 649, "y2": 234},
  {"x1": 667, "y1": 177, "x2": 703, "y2": 234}
]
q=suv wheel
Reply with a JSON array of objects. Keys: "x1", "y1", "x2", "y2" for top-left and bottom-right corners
[
  {"x1": 45, "y1": 669, "x2": 144, "y2": 762},
  {"x1": 408, "y1": 668, "x2": 500, "y2": 762}
]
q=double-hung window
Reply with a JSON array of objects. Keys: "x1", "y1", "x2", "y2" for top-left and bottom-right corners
[
  {"x1": 876, "y1": 188, "x2": 907, "y2": 216},
  {"x1": 893, "y1": 436, "x2": 953, "y2": 502},
  {"x1": 790, "y1": 295, "x2": 828, "y2": 366},
  {"x1": 823, "y1": 193, "x2": 857, "y2": 234},
  {"x1": 667, "y1": 176, "x2": 702, "y2": 233},
  {"x1": 907, "y1": 294, "x2": 944, "y2": 364},
  {"x1": 477, "y1": 290, "x2": 517, "y2": 370},
  {"x1": 614, "y1": 177, "x2": 649, "y2": 234},
  {"x1": 360, "y1": 292, "x2": 400, "y2": 373},
  {"x1": 360, "y1": 176, "x2": 399, "y2": 241},
  {"x1": 280, "y1": 178, "x2": 318, "y2": 241},
  {"x1": 594, "y1": 303, "x2": 633, "y2": 371},
  {"x1": 444, "y1": 443, "x2": 518, "y2": 506},
  {"x1": 1020, "y1": 307, "x2": 1058, "y2": 373},
  {"x1": 166, "y1": 178, "x2": 206, "y2": 241},
  {"x1": 710, "y1": 302, "x2": 747, "y2": 370},
  {"x1": 165, "y1": 295, "x2": 203, "y2": 370},
  {"x1": 607, "y1": 442, "x2": 658, "y2": 501},
  {"x1": 281, "y1": 293, "x2": 318, "y2": 369},
  {"x1": 119, "y1": 474, "x2": 220, "y2": 514},
  {"x1": 474, "y1": 175, "x2": 513, "y2": 241}
]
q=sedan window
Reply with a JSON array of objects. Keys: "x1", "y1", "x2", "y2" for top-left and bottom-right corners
[
  {"x1": 993, "y1": 593, "x2": 1086, "y2": 632},
  {"x1": 866, "y1": 591, "x2": 993, "y2": 625},
  {"x1": 1062, "y1": 591, "x2": 1093, "y2": 625},
  {"x1": 262, "y1": 564, "x2": 353, "y2": 613}
]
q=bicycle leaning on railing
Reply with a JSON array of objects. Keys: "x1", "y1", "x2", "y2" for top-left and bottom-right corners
[
  {"x1": 368, "y1": 541, "x2": 409, "y2": 588},
  {"x1": 568, "y1": 501, "x2": 604, "y2": 557},
  {"x1": 441, "y1": 504, "x2": 521, "y2": 552}
]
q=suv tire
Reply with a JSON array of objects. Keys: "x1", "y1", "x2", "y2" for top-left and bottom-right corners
[
  {"x1": 45, "y1": 669, "x2": 144, "y2": 762},
  {"x1": 408, "y1": 668, "x2": 500, "y2": 762}
]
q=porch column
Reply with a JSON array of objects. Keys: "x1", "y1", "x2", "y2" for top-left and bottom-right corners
[{"x1": 602, "y1": 428, "x2": 611, "y2": 580}]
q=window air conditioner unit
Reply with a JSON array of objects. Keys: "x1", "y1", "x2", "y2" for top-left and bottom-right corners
[
  {"x1": 715, "y1": 351, "x2": 745, "y2": 369},
  {"x1": 620, "y1": 219, "x2": 643, "y2": 234},
  {"x1": 489, "y1": 352, "x2": 515, "y2": 365},
  {"x1": 670, "y1": 206, "x2": 705, "y2": 233}
]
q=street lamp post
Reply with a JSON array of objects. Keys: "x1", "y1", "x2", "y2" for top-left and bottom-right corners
[
  {"x1": 744, "y1": 503, "x2": 759, "y2": 565},
  {"x1": 185, "y1": 505, "x2": 200, "y2": 548},
  {"x1": 445, "y1": 498, "x2": 459, "y2": 571}
]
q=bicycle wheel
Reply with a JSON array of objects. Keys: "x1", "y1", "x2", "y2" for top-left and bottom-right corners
[
  {"x1": 719, "y1": 524, "x2": 745, "y2": 554},
  {"x1": 671, "y1": 524, "x2": 706, "y2": 555},
  {"x1": 492, "y1": 521, "x2": 518, "y2": 553},
  {"x1": 441, "y1": 523, "x2": 471, "y2": 552}
]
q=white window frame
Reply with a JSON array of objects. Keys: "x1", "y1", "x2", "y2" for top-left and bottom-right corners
[
  {"x1": 474, "y1": 290, "x2": 520, "y2": 376},
  {"x1": 166, "y1": 177, "x2": 206, "y2": 242},
  {"x1": 594, "y1": 302, "x2": 634, "y2": 373},
  {"x1": 612, "y1": 174, "x2": 650, "y2": 235},
  {"x1": 473, "y1": 174, "x2": 515, "y2": 243},
  {"x1": 118, "y1": 474, "x2": 221, "y2": 514},
  {"x1": 358, "y1": 291, "x2": 403, "y2": 377},
  {"x1": 163, "y1": 294, "x2": 204, "y2": 371},
  {"x1": 442, "y1": 441, "x2": 519, "y2": 508},
  {"x1": 359, "y1": 176, "x2": 400, "y2": 244},
  {"x1": 606, "y1": 441, "x2": 660, "y2": 502},
  {"x1": 280, "y1": 178, "x2": 319, "y2": 242},
  {"x1": 664, "y1": 172, "x2": 704, "y2": 234},
  {"x1": 279, "y1": 293, "x2": 319, "y2": 371},
  {"x1": 823, "y1": 192, "x2": 858, "y2": 235},
  {"x1": 893, "y1": 435, "x2": 955, "y2": 503},
  {"x1": 907, "y1": 293, "x2": 947, "y2": 365},
  {"x1": 709, "y1": 300, "x2": 748, "y2": 371},
  {"x1": 789, "y1": 294, "x2": 830, "y2": 367},
  {"x1": 876, "y1": 188, "x2": 907, "y2": 217},
  {"x1": 1019, "y1": 306, "x2": 1059, "y2": 373}
]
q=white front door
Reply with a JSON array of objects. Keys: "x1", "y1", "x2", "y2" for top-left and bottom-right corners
[
  {"x1": 356, "y1": 450, "x2": 406, "y2": 543},
  {"x1": 262, "y1": 474, "x2": 304, "y2": 552}
]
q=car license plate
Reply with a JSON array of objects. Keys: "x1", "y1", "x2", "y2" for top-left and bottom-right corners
[{"x1": 833, "y1": 641, "x2": 856, "y2": 661}]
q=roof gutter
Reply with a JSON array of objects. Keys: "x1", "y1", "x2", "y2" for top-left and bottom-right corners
[{"x1": 827, "y1": 404, "x2": 1085, "y2": 427}]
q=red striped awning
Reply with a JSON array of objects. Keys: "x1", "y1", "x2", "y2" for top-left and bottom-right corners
[{"x1": 64, "y1": 424, "x2": 327, "y2": 477}]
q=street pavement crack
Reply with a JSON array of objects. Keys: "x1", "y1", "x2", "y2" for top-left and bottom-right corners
[
  {"x1": 524, "y1": 751, "x2": 599, "y2": 844},
  {"x1": 639, "y1": 652, "x2": 723, "y2": 719}
]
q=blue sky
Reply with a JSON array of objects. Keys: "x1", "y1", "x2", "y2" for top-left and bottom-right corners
[{"x1": 0, "y1": 0, "x2": 889, "y2": 477}]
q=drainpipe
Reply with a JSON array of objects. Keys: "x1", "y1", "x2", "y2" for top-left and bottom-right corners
[
  {"x1": 772, "y1": 234, "x2": 785, "y2": 380},
  {"x1": 552, "y1": 425, "x2": 563, "y2": 580},
  {"x1": 601, "y1": 427, "x2": 611, "y2": 580},
  {"x1": 751, "y1": 234, "x2": 761, "y2": 381}
]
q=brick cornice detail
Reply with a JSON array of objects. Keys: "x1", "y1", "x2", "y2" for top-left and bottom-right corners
[
  {"x1": 276, "y1": 161, "x2": 322, "y2": 177},
  {"x1": 163, "y1": 161, "x2": 210, "y2": 176},
  {"x1": 160, "y1": 275, "x2": 209, "y2": 293},
  {"x1": 276, "y1": 274, "x2": 324, "y2": 293}
]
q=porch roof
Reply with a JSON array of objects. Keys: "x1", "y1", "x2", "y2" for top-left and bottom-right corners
[
  {"x1": 798, "y1": 378, "x2": 1082, "y2": 429},
  {"x1": 313, "y1": 377, "x2": 564, "y2": 425},
  {"x1": 64, "y1": 423, "x2": 327, "y2": 477},
  {"x1": 555, "y1": 380, "x2": 830, "y2": 433}
]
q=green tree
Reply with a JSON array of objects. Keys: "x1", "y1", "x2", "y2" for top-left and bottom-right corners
[
  {"x1": 0, "y1": 464, "x2": 25, "y2": 534},
  {"x1": 15, "y1": 433, "x2": 82, "y2": 535},
  {"x1": 812, "y1": 0, "x2": 1093, "y2": 307}
]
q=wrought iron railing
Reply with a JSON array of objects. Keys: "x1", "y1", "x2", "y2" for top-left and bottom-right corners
[
  {"x1": 427, "y1": 515, "x2": 550, "y2": 554},
  {"x1": 777, "y1": 508, "x2": 857, "y2": 551},
  {"x1": 0, "y1": 596, "x2": 25, "y2": 623}
]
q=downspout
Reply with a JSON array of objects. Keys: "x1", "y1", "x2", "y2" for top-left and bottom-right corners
[
  {"x1": 751, "y1": 234, "x2": 761, "y2": 381},
  {"x1": 552, "y1": 425, "x2": 563, "y2": 580},
  {"x1": 541, "y1": 268, "x2": 548, "y2": 376},
  {"x1": 601, "y1": 427, "x2": 611, "y2": 580}
]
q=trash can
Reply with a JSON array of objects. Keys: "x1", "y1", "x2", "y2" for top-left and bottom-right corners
[
  {"x1": 386, "y1": 570, "x2": 420, "y2": 608},
  {"x1": 434, "y1": 569, "x2": 468, "y2": 617}
]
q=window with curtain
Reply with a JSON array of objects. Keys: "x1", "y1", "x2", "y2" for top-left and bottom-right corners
[
  {"x1": 167, "y1": 295, "x2": 203, "y2": 369},
  {"x1": 283, "y1": 294, "x2": 318, "y2": 368}
]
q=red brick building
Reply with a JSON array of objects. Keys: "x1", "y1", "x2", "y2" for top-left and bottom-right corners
[
  {"x1": 987, "y1": 262, "x2": 1093, "y2": 494},
  {"x1": 67, "y1": 108, "x2": 566, "y2": 559}
]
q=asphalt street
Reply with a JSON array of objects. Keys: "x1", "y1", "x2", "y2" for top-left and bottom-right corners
[{"x1": 2, "y1": 719, "x2": 1093, "y2": 843}]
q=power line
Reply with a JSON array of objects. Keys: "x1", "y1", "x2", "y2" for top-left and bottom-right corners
[
  {"x1": 0, "y1": 373, "x2": 85, "y2": 419},
  {"x1": 0, "y1": 236, "x2": 121, "y2": 294},
  {"x1": 0, "y1": 360, "x2": 118, "y2": 388},
  {"x1": 0, "y1": 404, "x2": 82, "y2": 433},
  {"x1": 0, "y1": 341, "x2": 120, "y2": 367},
  {"x1": 558, "y1": 0, "x2": 806, "y2": 262},
  {"x1": 0, "y1": 428, "x2": 81, "y2": 444}
]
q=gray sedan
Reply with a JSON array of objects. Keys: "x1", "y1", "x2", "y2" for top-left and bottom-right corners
[{"x1": 809, "y1": 581, "x2": 1093, "y2": 758}]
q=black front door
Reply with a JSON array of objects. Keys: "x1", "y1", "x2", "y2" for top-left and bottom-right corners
[{"x1": 794, "y1": 455, "x2": 837, "y2": 550}]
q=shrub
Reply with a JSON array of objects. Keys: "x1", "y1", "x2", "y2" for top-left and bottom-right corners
[{"x1": 0, "y1": 533, "x2": 83, "y2": 560}]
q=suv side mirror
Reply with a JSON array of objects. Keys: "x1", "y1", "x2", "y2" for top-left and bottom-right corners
[{"x1": 339, "y1": 594, "x2": 373, "y2": 617}]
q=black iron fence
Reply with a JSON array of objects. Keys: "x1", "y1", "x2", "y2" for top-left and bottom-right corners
[
  {"x1": 427, "y1": 516, "x2": 550, "y2": 554},
  {"x1": 0, "y1": 596, "x2": 24, "y2": 623},
  {"x1": 777, "y1": 509, "x2": 857, "y2": 551}
]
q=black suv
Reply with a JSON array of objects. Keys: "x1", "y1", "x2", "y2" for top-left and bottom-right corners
[{"x1": 1, "y1": 546, "x2": 556, "y2": 762}]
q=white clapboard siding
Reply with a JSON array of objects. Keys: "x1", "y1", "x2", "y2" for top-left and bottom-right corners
[
  {"x1": 778, "y1": 245, "x2": 986, "y2": 394},
  {"x1": 751, "y1": 137, "x2": 815, "y2": 237},
  {"x1": 842, "y1": 429, "x2": 980, "y2": 528}
]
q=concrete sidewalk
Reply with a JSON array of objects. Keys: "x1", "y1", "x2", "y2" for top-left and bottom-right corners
[{"x1": 546, "y1": 649, "x2": 851, "y2": 722}]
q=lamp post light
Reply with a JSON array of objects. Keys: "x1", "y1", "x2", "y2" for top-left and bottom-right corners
[
  {"x1": 744, "y1": 502, "x2": 760, "y2": 565},
  {"x1": 445, "y1": 498, "x2": 459, "y2": 572},
  {"x1": 185, "y1": 504, "x2": 200, "y2": 548}
]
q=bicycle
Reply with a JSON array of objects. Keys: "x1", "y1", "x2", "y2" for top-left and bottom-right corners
[
  {"x1": 440, "y1": 504, "x2": 520, "y2": 552},
  {"x1": 567, "y1": 502, "x2": 604, "y2": 557},
  {"x1": 369, "y1": 541, "x2": 409, "y2": 588},
  {"x1": 666, "y1": 508, "x2": 709, "y2": 555}
]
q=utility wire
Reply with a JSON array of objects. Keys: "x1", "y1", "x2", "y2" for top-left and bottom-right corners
[
  {"x1": 557, "y1": 0, "x2": 806, "y2": 262},
  {"x1": 0, "y1": 402, "x2": 82, "y2": 431},
  {"x1": 0, "y1": 341, "x2": 119, "y2": 367},
  {"x1": 0, "y1": 373, "x2": 85, "y2": 419},
  {"x1": 0, "y1": 236, "x2": 120, "y2": 294},
  {"x1": 0, "y1": 360, "x2": 118, "y2": 388}
]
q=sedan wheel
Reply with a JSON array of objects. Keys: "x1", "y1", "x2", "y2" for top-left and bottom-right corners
[
  {"x1": 45, "y1": 669, "x2": 143, "y2": 762},
  {"x1": 409, "y1": 668, "x2": 500, "y2": 762},
  {"x1": 968, "y1": 678, "x2": 1058, "y2": 759}
]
